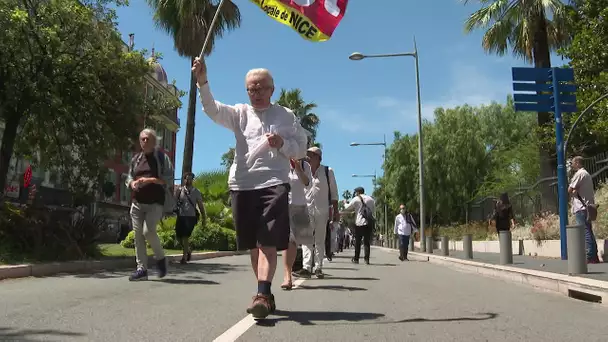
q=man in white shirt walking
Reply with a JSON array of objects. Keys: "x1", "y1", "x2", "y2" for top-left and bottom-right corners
[
  {"x1": 568, "y1": 156, "x2": 600, "y2": 264},
  {"x1": 342, "y1": 187, "x2": 375, "y2": 264},
  {"x1": 282, "y1": 158, "x2": 313, "y2": 290},
  {"x1": 192, "y1": 58, "x2": 308, "y2": 319},
  {"x1": 294, "y1": 147, "x2": 339, "y2": 279},
  {"x1": 394, "y1": 204, "x2": 417, "y2": 261}
]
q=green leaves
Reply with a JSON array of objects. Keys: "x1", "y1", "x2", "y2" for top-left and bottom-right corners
[
  {"x1": 381, "y1": 99, "x2": 539, "y2": 225},
  {"x1": 558, "y1": 0, "x2": 608, "y2": 155},
  {"x1": 277, "y1": 88, "x2": 320, "y2": 145},
  {"x1": 0, "y1": 0, "x2": 180, "y2": 196}
]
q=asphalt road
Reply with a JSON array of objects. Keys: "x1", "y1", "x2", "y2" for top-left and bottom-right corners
[{"x1": 1, "y1": 247, "x2": 606, "y2": 342}]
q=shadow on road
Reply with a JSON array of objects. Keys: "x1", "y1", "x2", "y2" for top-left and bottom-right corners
[
  {"x1": 368, "y1": 263, "x2": 397, "y2": 267},
  {"x1": 256, "y1": 310, "x2": 385, "y2": 326},
  {"x1": 392, "y1": 312, "x2": 499, "y2": 324},
  {"x1": 297, "y1": 284, "x2": 367, "y2": 291},
  {"x1": 323, "y1": 267, "x2": 357, "y2": 271},
  {"x1": 152, "y1": 278, "x2": 220, "y2": 285},
  {"x1": 0, "y1": 327, "x2": 85, "y2": 342},
  {"x1": 325, "y1": 276, "x2": 380, "y2": 281},
  {"x1": 57, "y1": 262, "x2": 245, "y2": 280}
]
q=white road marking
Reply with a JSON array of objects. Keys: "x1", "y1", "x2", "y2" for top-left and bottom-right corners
[{"x1": 212, "y1": 277, "x2": 307, "y2": 342}]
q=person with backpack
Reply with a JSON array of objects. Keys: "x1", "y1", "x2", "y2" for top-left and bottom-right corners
[
  {"x1": 394, "y1": 204, "x2": 417, "y2": 261},
  {"x1": 341, "y1": 187, "x2": 375, "y2": 264},
  {"x1": 281, "y1": 158, "x2": 312, "y2": 290},
  {"x1": 125, "y1": 128, "x2": 175, "y2": 281},
  {"x1": 293, "y1": 147, "x2": 339, "y2": 279},
  {"x1": 174, "y1": 172, "x2": 205, "y2": 264}
]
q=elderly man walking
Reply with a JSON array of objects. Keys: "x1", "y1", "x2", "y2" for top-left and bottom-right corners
[
  {"x1": 125, "y1": 128, "x2": 174, "y2": 281},
  {"x1": 569, "y1": 156, "x2": 600, "y2": 264},
  {"x1": 394, "y1": 204, "x2": 417, "y2": 261},
  {"x1": 192, "y1": 58, "x2": 308, "y2": 319},
  {"x1": 293, "y1": 147, "x2": 339, "y2": 279}
]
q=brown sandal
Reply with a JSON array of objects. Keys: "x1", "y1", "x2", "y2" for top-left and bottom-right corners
[{"x1": 280, "y1": 282, "x2": 293, "y2": 290}]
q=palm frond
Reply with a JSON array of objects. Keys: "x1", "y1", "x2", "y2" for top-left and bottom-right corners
[{"x1": 147, "y1": 0, "x2": 241, "y2": 58}]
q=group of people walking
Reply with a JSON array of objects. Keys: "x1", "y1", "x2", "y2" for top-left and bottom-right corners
[
  {"x1": 123, "y1": 57, "x2": 378, "y2": 320},
  {"x1": 119, "y1": 57, "x2": 604, "y2": 324}
]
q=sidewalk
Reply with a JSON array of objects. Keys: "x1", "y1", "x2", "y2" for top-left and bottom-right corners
[
  {"x1": 0, "y1": 251, "x2": 245, "y2": 280},
  {"x1": 375, "y1": 245, "x2": 608, "y2": 306},
  {"x1": 416, "y1": 248, "x2": 608, "y2": 282}
]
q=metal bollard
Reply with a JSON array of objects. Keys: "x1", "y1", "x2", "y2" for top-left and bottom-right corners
[
  {"x1": 441, "y1": 236, "x2": 449, "y2": 256},
  {"x1": 409, "y1": 236, "x2": 414, "y2": 251},
  {"x1": 499, "y1": 230, "x2": 513, "y2": 265},
  {"x1": 463, "y1": 234, "x2": 473, "y2": 259},
  {"x1": 426, "y1": 236, "x2": 434, "y2": 254},
  {"x1": 566, "y1": 224, "x2": 588, "y2": 275}
]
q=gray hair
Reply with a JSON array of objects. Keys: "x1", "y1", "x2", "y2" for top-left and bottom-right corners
[
  {"x1": 140, "y1": 128, "x2": 162, "y2": 147},
  {"x1": 245, "y1": 68, "x2": 274, "y2": 87}
]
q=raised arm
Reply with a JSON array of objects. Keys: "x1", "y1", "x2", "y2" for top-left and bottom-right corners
[{"x1": 193, "y1": 57, "x2": 241, "y2": 131}]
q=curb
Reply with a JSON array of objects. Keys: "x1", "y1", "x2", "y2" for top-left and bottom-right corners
[
  {"x1": 0, "y1": 250, "x2": 246, "y2": 281},
  {"x1": 373, "y1": 246, "x2": 608, "y2": 306}
]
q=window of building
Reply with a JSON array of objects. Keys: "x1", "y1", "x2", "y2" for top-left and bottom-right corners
[
  {"x1": 120, "y1": 173, "x2": 131, "y2": 204},
  {"x1": 122, "y1": 150, "x2": 133, "y2": 165},
  {"x1": 163, "y1": 129, "x2": 172, "y2": 152}
]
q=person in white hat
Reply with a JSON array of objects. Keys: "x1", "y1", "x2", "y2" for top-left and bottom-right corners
[{"x1": 293, "y1": 146, "x2": 339, "y2": 279}]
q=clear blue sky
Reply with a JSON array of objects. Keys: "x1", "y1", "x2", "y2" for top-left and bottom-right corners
[{"x1": 114, "y1": 0, "x2": 562, "y2": 201}]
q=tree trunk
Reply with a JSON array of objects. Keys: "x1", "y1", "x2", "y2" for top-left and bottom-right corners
[
  {"x1": 181, "y1": 57, "x2": 198, "y2": 176},
  {"x1": 533, "y1": 13, "x2": 557, "y2": 213},
  {"x1": 0, "y1": 114, "x2": 21, "y2": 199}
]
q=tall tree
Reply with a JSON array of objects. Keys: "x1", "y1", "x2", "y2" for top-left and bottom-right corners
[
  {"x1": 559, "y1": 0, "x2": 608, "y2": 155},
  {"x1": 220, "y1": 147, "x2": 235, "y2": 169},
  {"x1": 0, "y1": 0, "x2": 172, "y2": 195},
  {"x1": 382, "y1": 98, "x2": 539, "y2": 225},
  {"x1": 277, "y1": 88, "x2": 320, "y2": 145},
  {"x1": 147, "y1": 0, "x2": 241, "y2": 175},
  {"x1": 463, "y1": 0, "x2": 570, "y2": 211}
]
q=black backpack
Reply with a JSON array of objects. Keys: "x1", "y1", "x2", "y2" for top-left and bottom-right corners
[{"x1": 358, "y1": 194, "x2": 375, "y2": 228}]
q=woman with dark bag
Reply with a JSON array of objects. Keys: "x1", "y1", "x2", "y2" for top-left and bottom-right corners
[{"x1": 490, "y1": 192, "x2": 515, "y2": 233}]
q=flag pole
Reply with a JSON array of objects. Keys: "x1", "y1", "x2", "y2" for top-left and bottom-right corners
[{"x1": 198, "y1": 0, "x2": 228, "y2": 60}]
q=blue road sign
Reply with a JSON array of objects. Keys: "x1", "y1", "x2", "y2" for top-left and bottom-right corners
[
  {"x1": 512, "y1": 67, "x2": 577, "y2": 261},
  {"x1": 512, "y1": 67, "x2": 574, "y2": 82}
]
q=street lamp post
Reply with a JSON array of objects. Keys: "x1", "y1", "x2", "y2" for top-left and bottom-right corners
[
  {"x1": 350, "y1": 135, "x2": 390, "y2": 247},
  {"x1": 349, "y1": 38, "x2": 426, "y2": 252}
]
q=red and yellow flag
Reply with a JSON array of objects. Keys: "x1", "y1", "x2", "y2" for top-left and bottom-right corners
[{"x1": 250, "y1": 0, "x2": 349, "y2": 42}]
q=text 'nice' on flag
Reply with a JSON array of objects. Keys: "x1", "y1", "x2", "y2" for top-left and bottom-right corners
[{"x1": 250, "y1": 0, "x2": 349, "y2": 42}]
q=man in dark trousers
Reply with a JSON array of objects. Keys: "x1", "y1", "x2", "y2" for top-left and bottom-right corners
[
  {"x1": 341, "y1": 187, "x2": 375, "y2": 264},
  {"x1": 394, "y1": 204, "x2": 417, "y2": 261}
]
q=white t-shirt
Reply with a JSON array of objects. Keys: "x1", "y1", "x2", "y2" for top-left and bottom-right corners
[
  {"x1": 569, "y1": 167, "x2": 595, "y2": 214},
  {"x1": 306, "y1": 165, "x2": 339, "y2": 214},
  {"x1": 343, "y1": 194, "x2": 376, "y2": 226},
  {"x1": 289, "y1": 160, "x2": 312, "y2": 206},
  {"x1": 198, "y1": 83, "x2": 308, "y2": 191}
]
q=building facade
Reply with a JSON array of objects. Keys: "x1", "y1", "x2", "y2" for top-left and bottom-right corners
[
  {"x1": 1, "y1": 53, "x2": 181, "y2": 223},
  {"x1": 94, "y1": 57, "x2": 181, "y2": 224}
]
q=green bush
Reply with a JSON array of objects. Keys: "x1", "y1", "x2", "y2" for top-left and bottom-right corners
[
  {"x1": 120, "y1": 219, "x2": 236, "y2": 251},
  {"x1": 0, "y1": 202, "x2": 103, "y2": 263},
  {"x1": 120, "y1": 230, "x2": 135, "y2": 248}
]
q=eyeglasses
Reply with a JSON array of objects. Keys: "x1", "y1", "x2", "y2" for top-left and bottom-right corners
[{"x1": 246, "y1": 86, "x2": 271, "y2": 95}]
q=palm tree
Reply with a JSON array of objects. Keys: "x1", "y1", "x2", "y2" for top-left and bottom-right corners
[
  {"x1": 277, "y1": 88, "x2": 320, "y2": 146},
  {"x1": 463, "y1": 0, "x2": 570, "y2": 210},
  {"x1": 147, "y1": 0, "x2": 241, "y2": 175}
]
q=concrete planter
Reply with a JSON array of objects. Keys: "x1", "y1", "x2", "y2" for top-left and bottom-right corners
[{"x1": 414, "y1": 239, "x2": 607, "y2": 262}]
